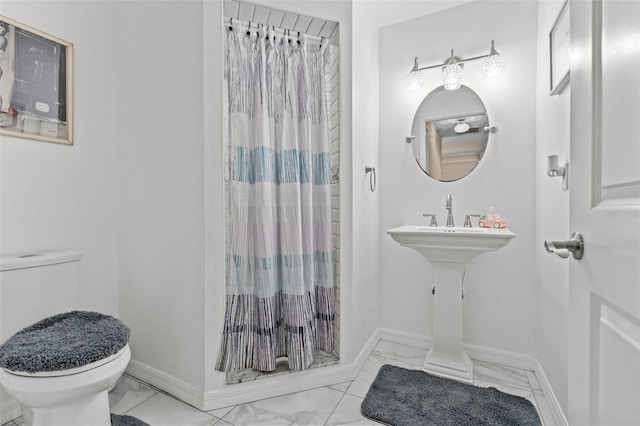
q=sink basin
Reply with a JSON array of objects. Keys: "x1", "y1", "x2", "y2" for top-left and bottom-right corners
[
  {"x1": 387, "y1": 225, "x2": 516, "y2": 383},
  {"x1": 387, "y1": 225, "x2": 515, "y2": 264}
]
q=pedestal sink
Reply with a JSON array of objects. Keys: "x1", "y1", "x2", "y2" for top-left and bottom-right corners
[{"x1": 388, "y1": 225, "x2": 515, "y2": 383}]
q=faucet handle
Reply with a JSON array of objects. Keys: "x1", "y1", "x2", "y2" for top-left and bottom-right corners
[
  {"x1": 463, "y1": 214, "x2": 482, "y2": 228},
  {"x1": 423, "y1": 214, "x2": 438, "y2": 227}
]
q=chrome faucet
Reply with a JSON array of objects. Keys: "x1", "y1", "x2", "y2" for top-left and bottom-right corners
[{"x1": 445, "y1": 194, "x2": 454, "y2": 227}]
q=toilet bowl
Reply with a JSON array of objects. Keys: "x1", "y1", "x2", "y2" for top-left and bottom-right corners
[{"x1": 0, "y1": 345, "x2": 130, "y2": 426}]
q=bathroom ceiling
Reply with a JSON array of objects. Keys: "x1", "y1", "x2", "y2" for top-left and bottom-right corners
[{"x1": 223, "y1": 0, "x2": 339, "y2": 40}]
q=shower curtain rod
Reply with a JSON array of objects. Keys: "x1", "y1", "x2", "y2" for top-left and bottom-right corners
[{"x1": 224, "y1": 17, "x2": 327, "y2": 43}]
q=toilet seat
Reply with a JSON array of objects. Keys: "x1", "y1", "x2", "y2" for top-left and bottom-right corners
[
  {"x1": 3, "y1": 345, "x2": 129, "y2": 378},
  {"x1": 0, "y1": 311, "x2": 130, "y2": 375}
]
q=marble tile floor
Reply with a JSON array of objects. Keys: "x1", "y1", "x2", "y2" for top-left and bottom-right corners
[{"x1": 1, "y1": 340, "x2": 556, "y2": 426}]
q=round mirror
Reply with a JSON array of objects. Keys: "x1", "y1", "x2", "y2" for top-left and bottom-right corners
[{"x1": 410, "y1": 85, "x2": 491, "y2": 182}]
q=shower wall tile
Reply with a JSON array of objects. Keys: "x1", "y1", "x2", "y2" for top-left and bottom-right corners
[
  {"x1": 326, "y1": 44, "x2": 340, "y2": 357},
  {"x1": 329, "y1": 126, "x2": 340, "y2": 143},
  {"x1": 331, "y1": 195, "x2": 340, "y2": 209}
]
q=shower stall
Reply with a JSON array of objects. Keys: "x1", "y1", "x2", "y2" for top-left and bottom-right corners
[{"x1": 219, "y1": 0, "x2": 341, "y2": 384}]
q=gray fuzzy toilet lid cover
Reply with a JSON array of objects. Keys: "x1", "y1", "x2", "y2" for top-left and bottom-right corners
[{"x1": 0, "y1": 310, "x2": 130, "y2": 373}]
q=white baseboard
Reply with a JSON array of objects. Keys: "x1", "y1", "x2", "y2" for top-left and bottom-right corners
[
  {"x1": 0, "y1": 398, "x2": 20, "y2": 425},
  {"x1": 378, "y1": 328, "x2": 536, "y2": 370},
  {"x1": 353, "y1": 328, "x2": 381, "y2": 371},
  {"x1": 534, "y1": 359, "x2": 569, "y2": 426},
  {"x1": 378, "y1": 327, "x2": 432, "y2": 349},
  {"x1": 464, "y1": 343, "x2": 536, "y2": 370},
  {"x1": 125, "y1": 360, "x2": 204, "y2": 410}
]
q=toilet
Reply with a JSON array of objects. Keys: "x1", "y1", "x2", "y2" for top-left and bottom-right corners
[{"x1": 0, "y1": 251, "x2": 131, "y2": 426}]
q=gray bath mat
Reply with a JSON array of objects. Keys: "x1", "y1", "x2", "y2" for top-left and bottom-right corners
[
  {"x1": 361, "y1": 364, "x2": 541, "y2": 426},
  {"x1": 111, "y1": 413, "x2": 150, "y2": 426}
]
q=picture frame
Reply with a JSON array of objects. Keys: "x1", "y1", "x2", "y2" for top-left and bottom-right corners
[
  {"x1": 549, "y1": 0, "x2": 570, "y2": 96},
  {"x1": 0, "y1": 16, "x2": 73, "y2": 144}
]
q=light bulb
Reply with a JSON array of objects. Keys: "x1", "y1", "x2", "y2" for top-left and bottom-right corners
[
  {"x1": 442, "y1": 62, "x2": 462, "y2": 90},
  {"x1": 406, "y1": 70, "x2": 424, "y2": 90},
  {"x1": 482, "y1": 41, "x2": 505, "y2": 77}
]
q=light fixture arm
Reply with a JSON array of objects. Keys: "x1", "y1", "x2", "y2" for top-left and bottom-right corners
[{"x1": 414, "y1": 51, "x2": 494, "y2": 72}]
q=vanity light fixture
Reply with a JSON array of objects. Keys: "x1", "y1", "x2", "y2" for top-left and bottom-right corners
[{"x1": 407, "y1": 40, "x2": 505, "y2": 90}]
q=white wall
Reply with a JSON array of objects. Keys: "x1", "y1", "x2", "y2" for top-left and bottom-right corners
[
  {"x1": 0, "y1": 1, "x2": 119, "y2": 316},
  {"x1": 379, "y1": 0, "x2": 539, "y2": 355},
  {"x1": 535, "y1": 0, "x2": 571, "y2": 414},
  {"x1": 350, "y1": 0, "x2": 380, "y2": 359},
  {"x1": 203, "y1": 0, "x2": 226, "y2": 394},
  {"x1": 0, "y1": 4, "x2": 119, "y2": 418},
  {"x1": 116, "y1": 0, "x2": 206, "y2": 392},
  {"x1": 348, "y1": 0, "x2": 479, "y2": 361}
]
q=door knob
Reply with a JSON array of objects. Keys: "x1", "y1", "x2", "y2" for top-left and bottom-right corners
[{"x1": 544, "y1": 232, "x2": 584, "y2": 260}]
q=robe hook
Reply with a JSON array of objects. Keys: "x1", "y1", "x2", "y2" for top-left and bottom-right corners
[{"x1": 365, "y1": 166, "x2": 377, "y2": 192}]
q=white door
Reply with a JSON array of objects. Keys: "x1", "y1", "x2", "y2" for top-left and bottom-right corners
[{"x1": 568, "y1": 0, "x2": 640, "y2": 424}]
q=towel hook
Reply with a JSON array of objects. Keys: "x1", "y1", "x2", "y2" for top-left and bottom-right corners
[{"x1": 365, "y1": 166, "x2": 377, "y2": 193}]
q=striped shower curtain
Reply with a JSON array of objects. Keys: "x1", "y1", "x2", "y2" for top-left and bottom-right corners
[{"x1": 215, "y1": 24, "x2": 335, "y2": 372}]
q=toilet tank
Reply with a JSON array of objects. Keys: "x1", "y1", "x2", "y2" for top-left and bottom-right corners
[{"x1": 0, "y1": 250, "x2": 82, "y2": 343}]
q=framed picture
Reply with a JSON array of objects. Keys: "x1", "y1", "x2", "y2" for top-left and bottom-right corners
[
  {"x1": 0, "y1": 16, "x2": 73, "y2": 144},
  {"x1": 549, "y1": 0, "x2": 570, "y2": 95}
]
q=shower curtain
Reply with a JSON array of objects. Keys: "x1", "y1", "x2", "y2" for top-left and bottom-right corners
[{"x1": 215, "y1": 24, "x2": 335, "y2": 372}]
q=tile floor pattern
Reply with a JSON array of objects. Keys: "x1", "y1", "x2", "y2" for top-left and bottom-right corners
[{"x1": 1, "y1": 340, "x2": 556, "y2": 426}]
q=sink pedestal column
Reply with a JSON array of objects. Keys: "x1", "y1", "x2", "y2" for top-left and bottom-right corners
[{"x1": 423, "y1": 261, "x2": 473, "y2": 383}]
